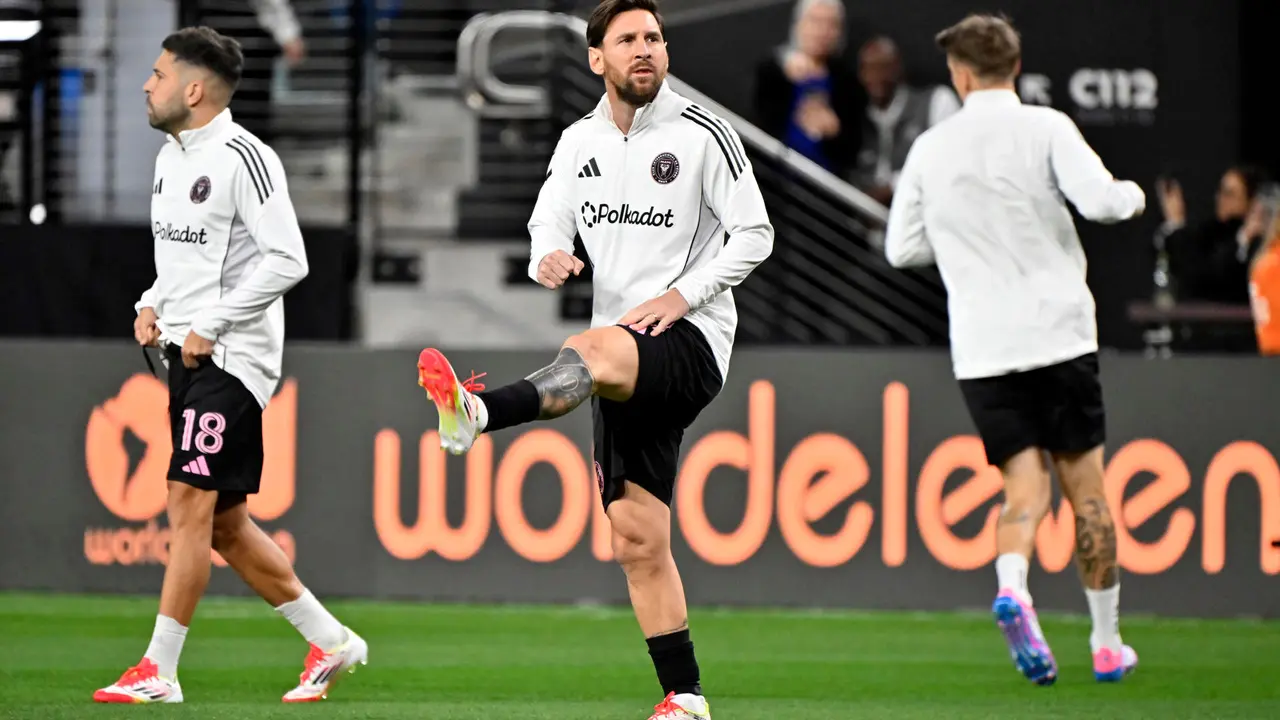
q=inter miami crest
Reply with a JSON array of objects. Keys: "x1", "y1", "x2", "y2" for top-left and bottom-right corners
[
  {"x1": 651, "y1": 152, "x2": 679, "y2": 184},
  {"x1": 189, "y1": 176, "x2": 212, "y2": 204}
]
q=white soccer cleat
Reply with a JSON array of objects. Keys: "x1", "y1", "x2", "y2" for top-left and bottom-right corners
[
  {"x1": 417, "y1": 347, "x2": 487, "y2": 455},
  {"x1": 93, "y1": 658, "x2": 183, "y2": 704},
  {"x1": 649, "y1": 692, "x2": 711, "y2": 719},
  {"x1": 281, "y1": 627, "x2": 369, "y2": 703}
]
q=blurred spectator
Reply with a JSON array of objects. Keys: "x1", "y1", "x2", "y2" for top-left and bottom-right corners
[
  {"x1": 1248, "y1": 199, "x2": 1280, "y2": 355},
  {"x1": 852, "y1": 36, "x2": 959, "y2": 205},
  {"x1": 1156, "y1": 166, "x2": 1272, "y2": 305},
  {"x1": 0, "y1": 0, "x2": 39, "y2": 214},
  {"x1": 753, "y1": 0, "x2": 864, "y2": 178},
  {"x1": 182, "y1": 0, "x2": 307, "y2": 144}
]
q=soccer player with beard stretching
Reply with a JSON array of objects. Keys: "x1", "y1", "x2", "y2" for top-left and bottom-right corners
[{"x1": 416, "y1": 1, "x2": 773, "y2": 717}]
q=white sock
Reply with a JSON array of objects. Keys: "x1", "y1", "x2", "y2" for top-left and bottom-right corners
[
  {"x1": 1086, "y1": 585, "x2": 1122, "y2": 653},
  {"x1": 995, "y1": 553, "x2": 1031, "y2": 603},
  {"x1": 674, "y1": 693, "x2": 708, "y2": 712},
  {"x1": 276, "y1": 589, "x2": 347, "y2": 651},
  {"x1": 143, "y1": 615, "x2": 188, "y2": 680}
]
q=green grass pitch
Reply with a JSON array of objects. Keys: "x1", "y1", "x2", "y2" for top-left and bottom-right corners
[{"x1": 0, "y1": 592, "x2": 1276, "y2": 719}]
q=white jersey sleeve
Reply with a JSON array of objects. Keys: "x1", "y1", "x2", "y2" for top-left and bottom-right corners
[
  {"x1": 884, "y1": 140, "x2": 935, "y2": 268},
  {"x1": 671, "y1": 121, "x2": 774, "y2": 311},
  {"x1": 526, "y1": 131, "x2": 580, "y2": 281},
  {"x1": 135, "y1": 279, "x2": 159, "y2": 314},
  {"x1": 188, "y1": 143, "x2": 309, "y2": 341},
  {"x1": 1049, "y1": 112, "x2": 1146, "y2": 223}
]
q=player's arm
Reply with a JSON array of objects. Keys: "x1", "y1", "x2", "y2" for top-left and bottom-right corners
[
  {"x1": 135, "y1": 280, "x2": 159, "y2": 314},
  {"x1": 1049, "y1": 113, "x2": 1146, "y2": 223},
  {"x1": 526, "y1": 132, "x2": 583, "y2": 288},
  {"x1": 247, "y1": 0, "x2": 302, "y2": 46},
  {"x1": 670, "y1": 120, "x2": 774, "y2": 312},
  {"x1": 189, "y1": 144, "x2": 309, "y2": 342},
  {"x1": 884, "y1": 141, "x2": 935, "y2": 268}
]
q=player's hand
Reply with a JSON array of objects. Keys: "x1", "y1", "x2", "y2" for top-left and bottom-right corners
[
  {"x1": 621, "y1": 289, "x2": 691, "y2": 337},
  {"x1": 134, "y1": 308, "x2": 161, "y2": 347},
  {"x1": 1243, "y1": 198, "x2": 1267, "y2": 243},
  {"x1": 536, "y1": 250, "x2": 584, "y2": 289},
  {"x1": 181, "y1": 332, "x2": 215, "y2": 369},
  {"x1": 281, "y1": 38, "x2": 306, "y2": 68},
  {"x1": 1156, "y1": 177, "x2": 1185, "y2": 226}
]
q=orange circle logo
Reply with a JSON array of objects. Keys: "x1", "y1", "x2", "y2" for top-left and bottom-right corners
[{"x1": 85, "y1": 374, "x2": 172, "y2": 521}]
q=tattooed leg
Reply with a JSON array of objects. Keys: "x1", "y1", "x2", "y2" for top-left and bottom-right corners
[
  {"x1": 1072, "y1": 496, "x2": 1120, "y2": 590},
  {"x1": 526, "y1": 347, "x2": 595, "y2": 420}
]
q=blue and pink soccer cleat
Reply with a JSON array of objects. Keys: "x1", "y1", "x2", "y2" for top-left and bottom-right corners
[
  {"x1": 1093, "y1": 644, "x2": 1139, "y2": 682},
  {"x1": 992, "y1": 590, "x2": 1058, "y2": 686}
]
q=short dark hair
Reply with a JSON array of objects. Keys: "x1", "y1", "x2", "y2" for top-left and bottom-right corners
[
  {"x1": 935, "y1": 14, "x2": 1021, "y2": 81},
  {"x1": 162, "y1": 26, "x2": 244, "y2": 92},
  {"x1": 586, "y1": 0, "x2": 665, "y2": 48}
]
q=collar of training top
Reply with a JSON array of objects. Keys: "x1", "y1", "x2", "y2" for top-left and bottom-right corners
[
  {"x1": 167, "y1": 107, "x2": 233, "y2": 150},
  {"x1": 962, "y1": 88, "x2": 1020, "y2": 109},
  {"x1": 595, "y1": 80, "x2": 675, "y2": 134}
]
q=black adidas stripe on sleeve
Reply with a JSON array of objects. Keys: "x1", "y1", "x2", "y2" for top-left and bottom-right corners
[
  {"x1": 226, "y1": 136, "x2": 275, "y2": 204},
  {"x1": 680, "y1": 108, "x2": 744, "y2": 181},
  {"x1": 686, "y1": 105, "x2": 746, "y2": 174}
]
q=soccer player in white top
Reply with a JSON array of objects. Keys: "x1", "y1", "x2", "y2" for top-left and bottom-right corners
[
  {"x1": 93, "y1": 27, "x2": 367, "y2": 705},
  {"x1": 884, "y1": 14, "x2": 1145, "y2": 687},
  {"x1": 416, "y1": 1, "x2": 772, "y2": 716}
]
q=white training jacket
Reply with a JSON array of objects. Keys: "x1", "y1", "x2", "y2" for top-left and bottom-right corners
[
  {"x1": 137, "y1": 108, "x2": 309, "y2": 407},
  {"x1": 528, "y1": 82, "x2": 775, "y2": 382},
  {"x1": 885, "y1": 89, "x2": 1145, "y2": 380}
]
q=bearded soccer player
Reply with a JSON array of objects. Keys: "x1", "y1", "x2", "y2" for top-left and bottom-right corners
[
  {"x1": 93, "y1": 27, "x2": 367, "y2": 704},
  {"x1": 416, "y1": 1, "x2": 773, "y2": 717}
]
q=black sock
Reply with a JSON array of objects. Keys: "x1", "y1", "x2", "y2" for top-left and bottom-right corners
[
  {"x1": 476, "y1": 380, "x2": 540, "y2": 433},
  {"x1": 646, "y1": 629, "x2": 702, "y2": 697}
]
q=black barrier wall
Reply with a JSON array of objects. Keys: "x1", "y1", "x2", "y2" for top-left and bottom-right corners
[
  {"x1": 0, "y1": 341, "x2": 1276, "y2": 618},
  {"x1": 0, "y1": 225, "x2": 357, "y2": 340}
]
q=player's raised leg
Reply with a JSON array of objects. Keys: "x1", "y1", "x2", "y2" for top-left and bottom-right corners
[
  {"x1": 417, "y1": 325, "x2": 638, "y2": 454},
  {"x1": 92, "y1": 481, "x2": 214, "y2": 703},
  {"x1": 1052, "y1": 447, "x2": 1138, "y2": 682},
  {"x1": 609, "y1": 483, "x2": 709, "y2": 720},
  {"x1": 990, "y1": 448, "x2": 1059, "y2": 686},
  {"x1": 210, "y1": 496, "x2": 368, "y2": 701}
]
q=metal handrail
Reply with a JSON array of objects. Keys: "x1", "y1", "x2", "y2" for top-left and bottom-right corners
[{"x1": 455, "y1": 10, "x2": 888, "y2": 225}]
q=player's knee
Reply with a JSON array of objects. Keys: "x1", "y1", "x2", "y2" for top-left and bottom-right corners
[
  {"x1": 563, "y1": 327, "x2": 634, "y2": 389},
  {"x1": 210, "y1": 514, "x2": 245, "y2": 552},
  {"x1": 612, "y1": 528, "x2": 667, "y2": 575},
  {"x1": 609, "y1": 506, "x2": 670, "y2": 574}
]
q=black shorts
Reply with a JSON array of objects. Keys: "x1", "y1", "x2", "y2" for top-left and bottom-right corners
[
  {"x1": 593, "y1": 320, "x2": 723, "y2": 509},
  {"x1": 958, "y1": 352, "x2": 1106, "y2": 468},
  {"x1": 164, "y1": 343, "x2": 265, "y2": 494}
]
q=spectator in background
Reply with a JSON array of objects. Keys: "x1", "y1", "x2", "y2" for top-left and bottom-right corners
[
  {"x1": 1156, "y1": 166, "x2": 1271, "y2": 305},
  {"x1": 853, "y1": 36, "x2": 960, "y2": 205},
  {"x1": 1248, "y1": 200, "x2": 1280, "y2": 355},
  {"x1": 0, "y1": 0, "x2": 39, "y2": 214},
  {"x1": 182, "y1": 0, "x2": 307, "y2": 144},
  {"x1": 753, "y1": 0, "x2": 864, "y2": 178}
]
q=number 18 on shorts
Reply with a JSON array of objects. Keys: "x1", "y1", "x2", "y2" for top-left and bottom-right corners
[{"x1": 164, "y1": 345, "x2": 265, "y2": 495}]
